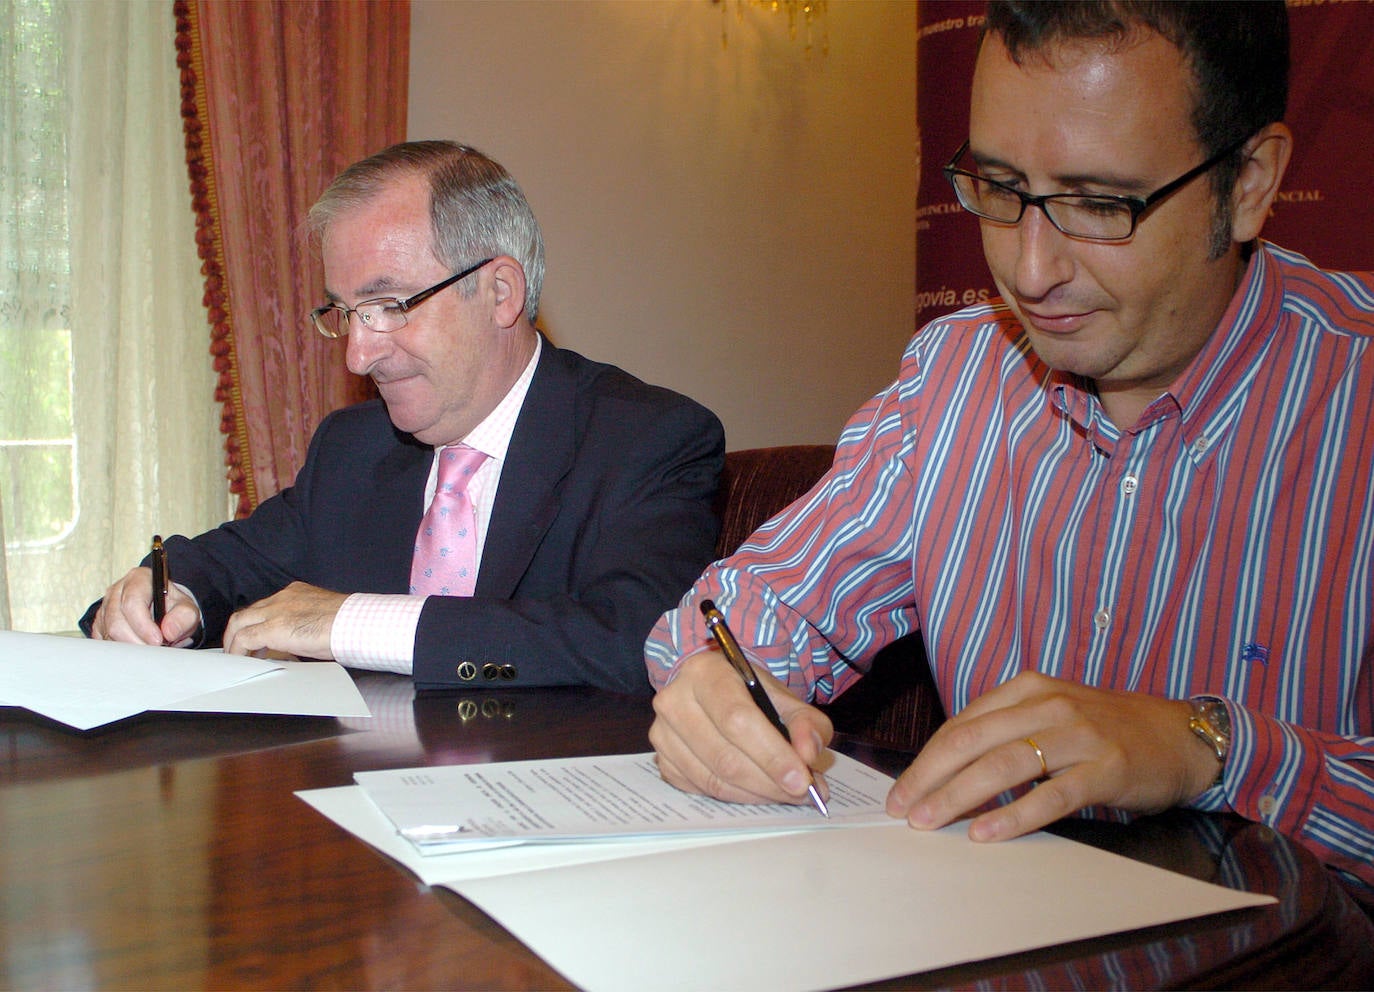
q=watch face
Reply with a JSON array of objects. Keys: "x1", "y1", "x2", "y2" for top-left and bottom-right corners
[{"x1": 1200, "y1": 698, "x2": 1231, "y2": 739}]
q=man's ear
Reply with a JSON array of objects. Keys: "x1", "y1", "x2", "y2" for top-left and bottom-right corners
[
  {"x1": 1230, "y1": 122, "x2": 1293, "y2": 244},
  {"x1": 489, "y1": 256, "x2": 528, "y2": 329}
]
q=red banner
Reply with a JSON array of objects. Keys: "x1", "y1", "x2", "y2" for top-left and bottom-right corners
[
  {"x1": 1265, "y1": 3, "x2": 1374, "y2": 272},
  {"x1": 915, "y1": 1, "x2": 987, "y2": 327}
]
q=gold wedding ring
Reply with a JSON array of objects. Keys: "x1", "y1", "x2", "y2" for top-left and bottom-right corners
[{"x1": 1024, "y1": 737, "x2": 1049, "y2": 781}]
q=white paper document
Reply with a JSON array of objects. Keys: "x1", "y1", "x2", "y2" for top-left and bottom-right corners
[
  {"x1": 302, "y1": 755, "x2": 1275, "y2": 992},
  {"x1": 0, "y1": 629, "x2": 370, "y2": 729},
  {"x1": 453, "y1": 821, "x2": 1275, "y2": 992},
  {"x1": 299, "y1": 784, "x2": 802, "y2": 886},
  {"x1": 353, "y1": 750, "x2": 892, "y2": 851},
  {"x1": 171, "y1": 658, "x2": 373, "y2": 719}
]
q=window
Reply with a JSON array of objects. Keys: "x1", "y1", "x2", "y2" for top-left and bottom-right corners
[
  {"x1": 0, "y1": 330, "x2": 78, "y2": 548},
  {"x1": 1, "y1": 0, "x2": 76, "y2": 551},
  {"x1": 1, "y1": 0, "x2": 224, "y2": 632}
]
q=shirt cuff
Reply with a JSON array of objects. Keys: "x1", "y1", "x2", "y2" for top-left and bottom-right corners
[
  {"x1": 172, "y1": 582, "x2": 208, "y2": 648},
  {"x1": 331, "y1": 592, "x2": 423, "y2": 675}
]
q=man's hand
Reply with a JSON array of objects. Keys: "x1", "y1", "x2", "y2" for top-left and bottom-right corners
[
  {"x1": 89, "y1": 566, "x2": 199, "y2": 647},
  {"x1": 649, "y1": 647, "x2": 834, "y2": 806},
  {"x1": 221, "y1": 581, "x2": 347, "y2": 659},
  {"x1": 885, "y1": 671, "x2": 1222, "y2": 841}
]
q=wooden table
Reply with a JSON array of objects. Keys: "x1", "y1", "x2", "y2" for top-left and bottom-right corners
[{"x1": 2, "y1": 672, "x2": 1371, "y2": 989}]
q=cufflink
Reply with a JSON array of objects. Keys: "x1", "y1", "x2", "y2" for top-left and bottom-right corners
[
  {"x1": 500, "y1": 664, "x2": 517, "y2": 681},
  {"x1": 482, "y1": 663, "x2": 501, "y2": 681},
  {"x1": 456, "y1": 661, "x2": 478, "y2": 681}
]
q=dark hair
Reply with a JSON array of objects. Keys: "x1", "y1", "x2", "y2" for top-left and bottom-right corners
[
  {"x1": 309, "y1": 141, "x2": 546, "y2": 320},
  {"x1": 985, "y1": 2, "x2": 1288, "y2": 214}
]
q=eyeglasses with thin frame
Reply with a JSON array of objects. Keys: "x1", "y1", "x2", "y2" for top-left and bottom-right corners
[
  {"x1": 310, "y1": 257, "x2": 495, "y2": 339},
  {"x1": 942, "y1": 134, "x2": 1252, "y2": 242}
]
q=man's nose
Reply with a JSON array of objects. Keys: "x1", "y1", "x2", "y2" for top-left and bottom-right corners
[
  {"x1": 1012, "y1": 204, "x2": 1075, "y2": 300},
  {"x1": 345, "y1": 321, "x2": 389, "y2": 376}
]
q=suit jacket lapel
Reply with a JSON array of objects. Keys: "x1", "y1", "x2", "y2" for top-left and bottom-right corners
[
  {"x1": 357, "y1": 427, "x2": 431, "y2": 592},
  {"x1": 476, "y1": 343, "x2": 576, "y2": 598}
]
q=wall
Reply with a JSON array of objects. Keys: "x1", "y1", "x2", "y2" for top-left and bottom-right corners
[{"x1": 408, "y1": 0, "x2": 916, "y2": 449}]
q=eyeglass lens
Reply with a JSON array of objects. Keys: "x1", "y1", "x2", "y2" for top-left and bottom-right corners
[
  {"x1": 313, "y1": 307, "x2": 348, "y2": 338},
  {"x1": 312, "y1": 299, "x2": 410, "y2": 338},
  {"x1": 951, "y1": 175, "x2": 1136, "y2": 239}
]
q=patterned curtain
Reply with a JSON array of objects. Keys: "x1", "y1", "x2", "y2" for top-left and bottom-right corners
[{"x1": 174, "y1": 0, "x2": 409, "y2": 517}]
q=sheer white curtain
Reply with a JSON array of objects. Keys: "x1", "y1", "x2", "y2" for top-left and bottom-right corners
[{"x1": 1, "y1": 0, "x2": 224, "y2": 632}]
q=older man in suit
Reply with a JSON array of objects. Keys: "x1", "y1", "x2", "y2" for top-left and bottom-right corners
[{"x1": 84, "y1": 141, "x2": 723, "y2": 694}]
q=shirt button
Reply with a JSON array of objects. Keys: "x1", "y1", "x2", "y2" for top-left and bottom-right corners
[
  {"x1": 1121, "y1": 474, "x2": 1138, "y2": 496},
  {"x1": 1193, "y1": 436, "x2": 1211, "y2": 455},
  {"x1": 1258, "y1": 794, "x2": 1278, "y2": 818},
  {"x1": 1093, "y1": 609, "x2": 1111, "y2": 630}
]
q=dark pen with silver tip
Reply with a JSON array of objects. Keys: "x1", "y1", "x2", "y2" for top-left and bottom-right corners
[
  {"x1": 699, "y1": 599, "x2": 829, "y2": 817},
  {"x1": 150, "y1": 535, "x2": 168, "y2": 628}
]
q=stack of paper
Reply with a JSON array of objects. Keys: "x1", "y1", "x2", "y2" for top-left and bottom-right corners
[
  {"x1": 354, "y1": 751, "x2": 894, "y2": 853},
  {"x1": 301, "y1": 751, "x2": 1276, "y2": 992},
  {"x1": 0, "y1": 629, "x2": 371, "y2": 729}
]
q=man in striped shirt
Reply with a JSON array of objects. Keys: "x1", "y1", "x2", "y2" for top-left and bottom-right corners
[{"x1": 645, "y1": 1, "x2": 1374, "y2": 897}]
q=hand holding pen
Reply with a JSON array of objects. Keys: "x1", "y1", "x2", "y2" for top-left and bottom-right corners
[
  {"x1": 700, "y1": 599, "x2": 829, "y2": 817},
  {"x1": 86, "y1": 537, "x2": 198, "y2": 646}
]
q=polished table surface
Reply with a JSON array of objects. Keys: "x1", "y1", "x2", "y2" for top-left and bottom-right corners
[{"x1": 2, "y1": 671, "x2": 1372, "y2": 990}]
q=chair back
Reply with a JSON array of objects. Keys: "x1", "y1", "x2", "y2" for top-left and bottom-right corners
[{"x1": 714, "y1": 445, "x2": 836, "y2": 558}]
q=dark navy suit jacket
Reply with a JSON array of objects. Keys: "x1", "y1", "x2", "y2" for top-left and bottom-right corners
[{"x1": 84, "y1": 343, "x2": 724, "y2": 694}]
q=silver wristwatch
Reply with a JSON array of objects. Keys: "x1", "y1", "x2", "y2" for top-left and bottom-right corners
[{"x1": 1188, "y1": 695, "x2": 1231, "y2": 782}]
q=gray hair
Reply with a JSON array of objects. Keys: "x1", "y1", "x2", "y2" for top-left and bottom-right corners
[{"x1": 308, "y1": 141, "x2": 546, "y2": 320}]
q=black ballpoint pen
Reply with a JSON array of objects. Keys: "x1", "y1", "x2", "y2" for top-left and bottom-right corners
[
  {"x1": 150, "y1": 535, "x2": 168, "y2": 627},
  {"x1": 699, "y1": 599, "x2": 829, "y2": 817}
]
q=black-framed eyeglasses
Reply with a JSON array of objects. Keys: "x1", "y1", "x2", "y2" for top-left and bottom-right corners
[
  {"x1": 310, "y1": 257, "x2": 495, "y2": 339},
  {"x1": 942, "y1": 134, "x2": 1251, "y2": 242}
]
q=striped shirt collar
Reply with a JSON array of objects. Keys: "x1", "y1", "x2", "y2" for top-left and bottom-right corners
[{"x1": 1049, "y1": 244, "x2": 1275, "y2": 461}]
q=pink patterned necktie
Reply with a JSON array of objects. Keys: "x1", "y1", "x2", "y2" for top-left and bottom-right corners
[{"x1": 410, "y1": 444, "x2": 488, "y2": 597}]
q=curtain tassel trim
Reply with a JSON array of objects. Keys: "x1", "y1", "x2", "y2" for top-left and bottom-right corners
[{"x1": 173, "y1": 0, "x2": 257, "y2": 518}]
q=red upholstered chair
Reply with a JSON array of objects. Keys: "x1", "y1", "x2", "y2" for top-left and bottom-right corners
[
  {"x1": 712, "y1": 447, "x2": 945, "y2": 753},
  {"x1": 713, "y1": 445, "x2": 837, "y2": 559}
]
